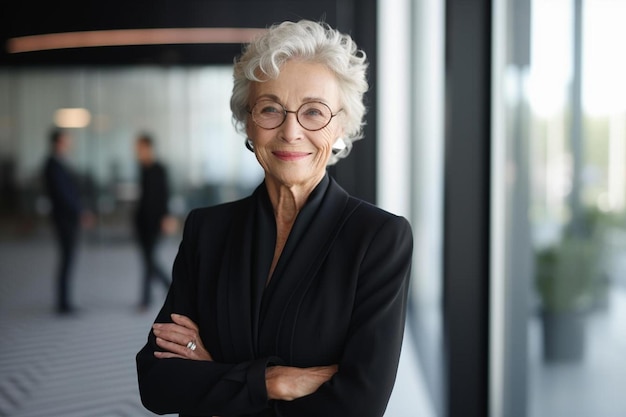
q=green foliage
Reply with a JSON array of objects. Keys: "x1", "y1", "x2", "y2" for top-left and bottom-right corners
[{"x1": 535, "y1": 237, "x2": 600, "y2": 313}]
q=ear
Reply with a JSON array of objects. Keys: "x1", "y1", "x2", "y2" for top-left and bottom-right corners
[
  {"x1": 332, "y1": 124, "x2": 345, "y2": 145},
  {"x1": 245, "y1": 119, "x2": 254, "y2": 142},
  {"x1": 332, "y1": 120, "x2": 344, "y2": 140}
]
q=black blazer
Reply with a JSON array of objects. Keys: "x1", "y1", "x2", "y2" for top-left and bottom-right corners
[
  {"x1": 136, "y1": 175, "x2": 413, "y2": 417},
  {"x1": 43, "y1": 155, "x2": 81, "y2": 227}
]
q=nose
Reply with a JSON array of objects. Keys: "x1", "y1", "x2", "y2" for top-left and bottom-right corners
[{"x1": 279, "y1": 110, "x2": 303, "y2": 143}]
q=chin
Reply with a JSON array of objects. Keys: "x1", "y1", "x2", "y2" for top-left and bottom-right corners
[{"x1": 268, "y1": 170, "x2": 312, "y2": 187}]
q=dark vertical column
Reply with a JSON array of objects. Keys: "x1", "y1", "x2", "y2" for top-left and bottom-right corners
[
  {"x1": 329, "y1": 0, "x2": 377, "y2": 203},
  {"x1": 443, "y1": 1, "x2": 491, "y2": 416}
]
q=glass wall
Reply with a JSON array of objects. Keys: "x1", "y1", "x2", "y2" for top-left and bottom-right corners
[
  {"x1": 492, "y1": 0, "x2": 626, "y2": 416},
  {"x1": 0, "y1": 66, "x2": 263, "y2": 237},
  {"x1": 378, "y1": 0, "x2": 444, "y2": 416}
]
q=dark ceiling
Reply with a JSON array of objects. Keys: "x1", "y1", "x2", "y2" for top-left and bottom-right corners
[
  {"x1": 0, "y1": 0, "x2": 378, "y2": 202},
  {"x1": 0, "y1": 0, "x2": 351, "y2": 66}
]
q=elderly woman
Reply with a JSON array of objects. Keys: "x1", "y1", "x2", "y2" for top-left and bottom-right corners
[{"x1": 136, "y1": 19, "x2": 413, "y2": 417}]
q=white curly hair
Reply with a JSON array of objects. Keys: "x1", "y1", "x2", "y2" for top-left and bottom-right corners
[{"x1": 230, "y1": 19, "x2": 369, "y2": 165}]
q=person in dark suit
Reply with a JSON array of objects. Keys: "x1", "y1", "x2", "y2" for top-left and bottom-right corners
[
  {"x1": 134, "y1": 133, "x2": 172, "y2": 310},
  {"x1": 43, "y1": 128, "x2": 88, "y2": 315},
  {"x1": 136, "y1": 20, "x2": 413, "y2": 417}
]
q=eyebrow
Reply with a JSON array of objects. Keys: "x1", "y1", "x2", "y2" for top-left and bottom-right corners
[{"x1": 254, "y1": 94, "x2": 330, "y2": 105}]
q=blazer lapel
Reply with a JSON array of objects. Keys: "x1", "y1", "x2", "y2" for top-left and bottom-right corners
[
  {"x1": 258, "y1": 177, "x2": 361, "y2": 352},
  {"x1": 215, "y1": 197, "x2": 257, "y2": 362}
]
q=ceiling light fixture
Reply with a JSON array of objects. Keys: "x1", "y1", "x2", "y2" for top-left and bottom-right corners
[
  {"x1": 7, "y1": 28, "x2": 267, "y2": 54},
  {"x1": 54, "y1": 108, "x2": 91, "y2": 128}
]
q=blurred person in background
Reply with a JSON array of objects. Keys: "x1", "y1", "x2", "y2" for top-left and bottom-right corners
[
  {"x1": 43, "y1": 127, "x2": 93, "y2": 315},
  {"x1": 134, "y1": 133, "x2": 173, "y2": 311},
  {"x1": 136, "y1": 20, "x2": 413, "y2": 417}
]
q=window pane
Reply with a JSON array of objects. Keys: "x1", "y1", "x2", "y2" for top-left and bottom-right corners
[
  {"x1": 0, "y1": 66, "x2": 263, "y2": 225},
  {"x1": 492, "y1": 1, "x2": 626, "y2": 416}
]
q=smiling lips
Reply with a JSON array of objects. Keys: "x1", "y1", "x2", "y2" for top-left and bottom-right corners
[{"x1": 273, "y1": 150, "x2": 312, "y2": 161}]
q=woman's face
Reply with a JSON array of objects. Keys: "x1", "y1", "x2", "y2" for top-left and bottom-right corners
[{"x1": 246, "y1": 59, "x2": 344, "y2": 189}]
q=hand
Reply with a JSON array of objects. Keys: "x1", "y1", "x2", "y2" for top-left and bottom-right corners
[
  {"x1": 152, "y1": 313, "x2": 213, "y2": 361},
  {"x1": 265, "y1": 364, "x2": 338, "y2": 401}
]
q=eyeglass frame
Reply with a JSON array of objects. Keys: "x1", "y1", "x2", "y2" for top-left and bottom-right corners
[{"x1": 247, "y1": 99, "x2": 343, "y2": 132}]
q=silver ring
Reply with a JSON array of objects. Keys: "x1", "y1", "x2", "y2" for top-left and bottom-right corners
[{"x1": 186, "y1": 341, "x2": 197, "y2": 351}]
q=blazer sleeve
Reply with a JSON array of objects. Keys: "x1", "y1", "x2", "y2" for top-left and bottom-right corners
[
  {"x1": 274, "y1": 215, "x2": 413, "y2": 417},
  {"x1": 135, "y1": 209, "x2": 279, "y2": 416}
]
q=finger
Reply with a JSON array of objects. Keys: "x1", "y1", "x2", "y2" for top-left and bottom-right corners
[
  {"x1": 155, "y1": 347, "x2": 210, "y2": 361},
  {"x1": 153, "y1": 322, "x2": 195, "y2": 339},
  {"x1": 171, "y1": 313, "x2": 199, "y2": 331},
  {"x1": 154, "y1": 321, "x2": 195, "y2": 335},
  {"x1": 155, "y1": 336, "x2": 190, "y2": 357},
  {"x1": 154, "y1": 350, "x2": 185, "y2": 360},
  {"x1": 153, "y1": 323, "x2": 196, "y2": 342},
  {"x1": 155, "y1": 337, "x2": 209, "y2": 361},
  {"x1": 153, "y1": 327, "x2": 198, "y2": 351}
]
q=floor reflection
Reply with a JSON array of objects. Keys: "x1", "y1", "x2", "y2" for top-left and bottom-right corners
[{"x1": 529, "y1": 287, "x2": 626, "y2": 417}]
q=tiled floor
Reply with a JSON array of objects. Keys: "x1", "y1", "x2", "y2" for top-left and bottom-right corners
[
  {"x1": 0, "y1": 233, "x2": 435, "y2": 417},
  {"x1": 3, "y1": 229, "x2": 625, "y2": 417},
  {"x1": 528, "y1": 288, "x2": 626, "y2": 417}
]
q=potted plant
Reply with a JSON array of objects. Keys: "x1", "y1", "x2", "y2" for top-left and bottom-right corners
[{"x1": 534, "y1": 236, "x2": 600, "y2": 362}]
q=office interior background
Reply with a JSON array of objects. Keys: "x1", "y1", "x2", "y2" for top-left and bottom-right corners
[{"x1": 0, "y1": 1, "x2": 625, "y2": 416}]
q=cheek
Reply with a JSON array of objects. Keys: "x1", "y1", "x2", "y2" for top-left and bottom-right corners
[
  {"x1": 320, "y1": 127, "x2": 343, "y2": 151},
  {"x1": 311, "y1": 134, "x2": 338, "y2": 159},
  {"x1": 245, "y1": 124, "x2": 265, "y2": 149}
]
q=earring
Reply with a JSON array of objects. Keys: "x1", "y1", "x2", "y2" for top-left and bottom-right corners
[
  {"x1": 332, "y1": 138, "x2": 347, "y2": 154},
  {"x1": 245, "y1": 138, "x2": 254, "y2": 152}
]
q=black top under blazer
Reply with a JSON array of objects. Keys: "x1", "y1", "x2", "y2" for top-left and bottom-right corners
[{"x1": 136, "y1": 174, "x2": 413, "y2": 417}]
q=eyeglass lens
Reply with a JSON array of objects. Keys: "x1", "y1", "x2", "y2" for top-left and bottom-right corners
[{"x1": 251, "y1": 99, "x2": 333, "y2": 131}]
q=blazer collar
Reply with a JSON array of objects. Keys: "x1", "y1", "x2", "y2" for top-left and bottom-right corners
[
  {"x1": 257, "y1": 175, "x2": 361, "y2": 353},
  {"x1": 216, "y1": 173, "x2": 361, "y2": 359}
]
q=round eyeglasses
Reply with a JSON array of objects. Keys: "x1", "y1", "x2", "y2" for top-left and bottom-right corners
[{"x1": 248, "y1": 99, "x2": 342, "y2": 131}]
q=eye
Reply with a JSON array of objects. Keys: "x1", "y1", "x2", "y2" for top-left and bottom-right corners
[
  {"x1": 259, "y1": 104, "x2": 282, "y2": 114},
  {"x1": 254, "y1": 100, "x2": 283, "y2": 116},
  {"x1": 299, "y1": 103, "x2": 329, "y2": 119}
]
